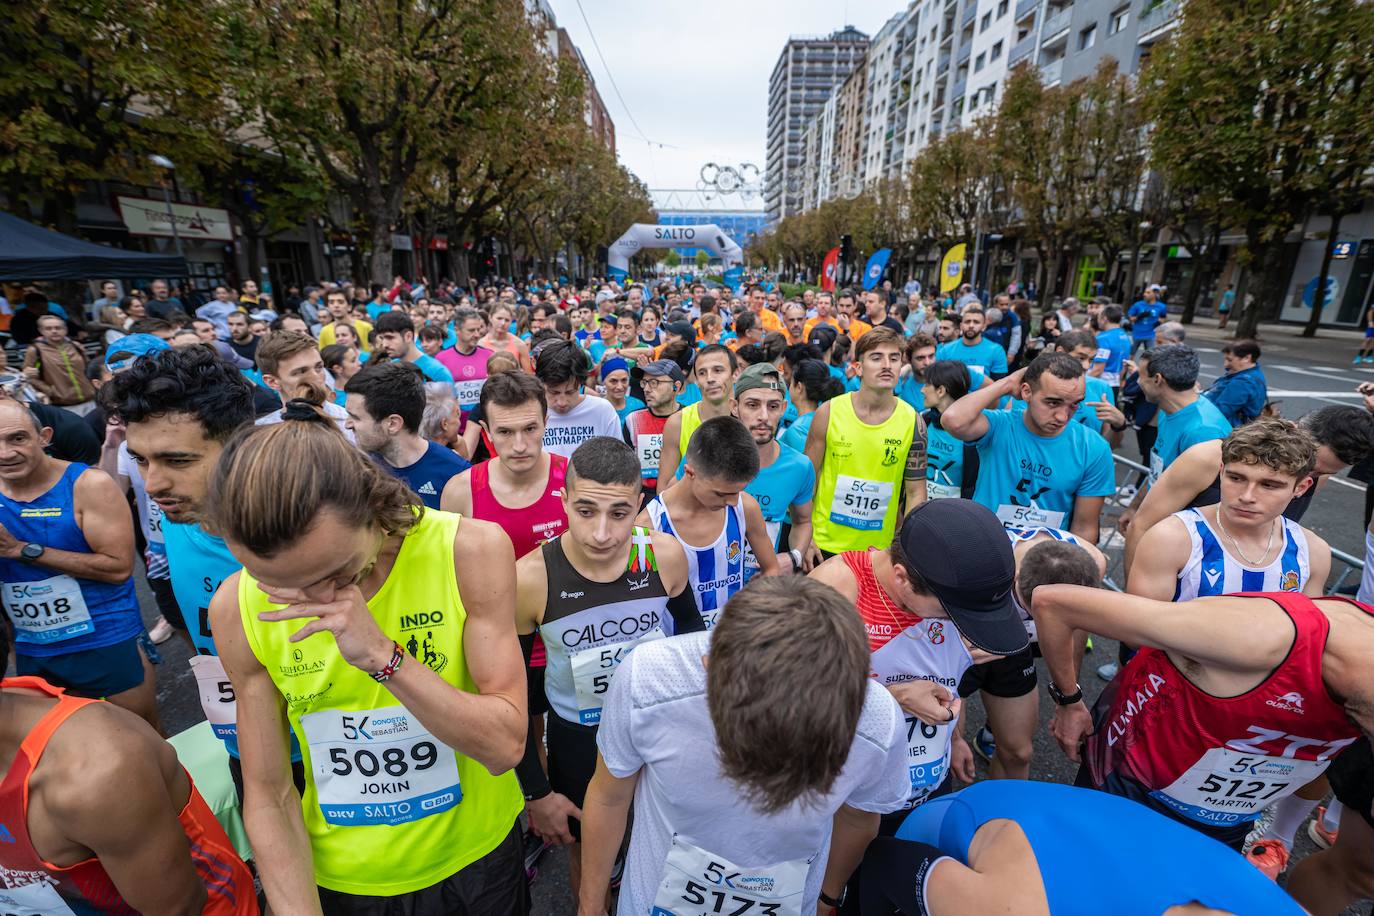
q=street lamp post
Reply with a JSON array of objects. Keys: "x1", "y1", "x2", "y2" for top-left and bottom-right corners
[{"x1": 148, "y1": 154, "x2": 185, "y2": 261}]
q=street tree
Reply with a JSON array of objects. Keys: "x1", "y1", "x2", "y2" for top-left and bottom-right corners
[{"x1": 1143, "y1": 0, "x2": 1374, "y2": 338}]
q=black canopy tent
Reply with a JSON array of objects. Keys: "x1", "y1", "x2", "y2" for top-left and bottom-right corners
[{"x1": 0, "y1": 210, "x2": 187, "y2": 280}]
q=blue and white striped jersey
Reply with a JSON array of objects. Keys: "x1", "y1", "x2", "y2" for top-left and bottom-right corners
[
  {"x1": 645, "y1": 495, "x2": 747, "y2": 630},
  {"x1": 1172, "y1": 508, "x2": 1309, "y2": 602}
]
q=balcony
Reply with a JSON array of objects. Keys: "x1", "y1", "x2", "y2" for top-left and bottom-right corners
[
  {"x1": 1015, "y1": 0, "x2": 1039, "y2": 21},
  {"x1": 1040, "y1": 57, "x2": 1063, "y2": 86},
  {"x1": 957, "y1": 40, "x2": 973, "y2": 64},
  {"x1": 1008, "y1": 32, "x2": 1036, "y2": 66},
  {"x1": 1137, "y1": 0, "x2": 1182, "y2": 44},
  {"x1": 962, "y1": 1, "x2": 978, "y2": 27},
  {"x1": 1040, "y1": 7, "x2": 1071, "y2": 44},
  {"x1": 952, "y1": 73, "x2": 968, "y2": 102},
  {"x1": 937, "y1": 52, "x2": 951, "y2": 75}
]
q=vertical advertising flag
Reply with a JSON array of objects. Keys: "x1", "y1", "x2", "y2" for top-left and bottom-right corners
[
  {"x1": 820, "y1": 247, "x2": 840, "y2": 292},
  {"x1": 939, "y1": 244, "x2": 967, "y2": 294},
  {"x1": 862, "y1": 248, "x2": 893, "y2": 290}
]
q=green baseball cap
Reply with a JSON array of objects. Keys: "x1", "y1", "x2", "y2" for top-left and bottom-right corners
[{"x1": 734, "y1": 362, "x2": 785, "y2": 397}]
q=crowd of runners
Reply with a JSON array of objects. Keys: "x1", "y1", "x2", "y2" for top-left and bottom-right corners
[{"x1": 0, "y1": 273, "x2": 1370, "y2": 915}]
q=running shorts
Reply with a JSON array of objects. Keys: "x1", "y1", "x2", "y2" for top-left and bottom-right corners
[
  {"x1": 546, "y1": 710, "x2": 599, "y2": 841},
  {"x1": 17, "y1": 635, "x2": 145, "y2": 697},
  {"x1": 1328, "y1": 735, "x2": 1373, "y2": 830},
  {"x1": 957, "y1": 646, "x2": 1036, "y2": 699},
  {"x1": 317, "y1": 821, "x2": 527, "y2": 916}
]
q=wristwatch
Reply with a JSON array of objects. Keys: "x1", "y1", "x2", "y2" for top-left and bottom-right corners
[
  {"x1": 19, "y1": 542, "x2": 44, "y2": 561},
  {"x1": 818, "y1": 887, "x2": 847, "y2": 909},
  {"x1": 1047, "y1": 681, "x2": 1084, "y2": 706}
]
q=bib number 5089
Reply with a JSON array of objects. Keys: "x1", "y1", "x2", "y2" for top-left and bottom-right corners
[{"x1": 328, "y1": 741, "x2": 438, "y2": 778}]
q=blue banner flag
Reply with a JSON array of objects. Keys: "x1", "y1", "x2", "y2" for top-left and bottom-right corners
[{"x1": 862, "y1": 248, "x2": 893, "y2": 290}]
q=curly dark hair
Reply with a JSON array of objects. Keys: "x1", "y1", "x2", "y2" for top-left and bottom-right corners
[{"x1": 98, "y1": 346, "x2": 254, "y2": 442}]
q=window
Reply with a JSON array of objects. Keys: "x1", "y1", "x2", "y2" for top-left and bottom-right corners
[
  {"x1": 1078, "y1": 23, "x2": 1097, "y2": 50},
  {"x1": 991, "y1": 40, "x2": 1003, "y2": 60},
  {"x1": 1109, "y1": 5, "x2": 1130, "y2": 34},
  {"x1": 975, "y1": 52, "x2": 986, "y2": 72},
  {"x1": 998, "y1": 0, "x2": 1009, "y2": 14},
  {"x1": 980, "y1": 12, "x2": 992, "y2": 31}
]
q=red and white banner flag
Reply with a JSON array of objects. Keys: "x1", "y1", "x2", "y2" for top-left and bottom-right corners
[{"x1": 820, "y1": 247, "x2": 840, "y2": 291}]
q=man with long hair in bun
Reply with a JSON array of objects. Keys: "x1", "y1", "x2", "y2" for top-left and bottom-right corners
[{"x1": 207, "y1": 401, "x2": 529, "y2": 915}]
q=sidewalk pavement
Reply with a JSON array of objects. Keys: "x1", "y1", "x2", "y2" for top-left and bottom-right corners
[{"x1": 1167, "y1": 319, "x2": 1365, "y2": 366}]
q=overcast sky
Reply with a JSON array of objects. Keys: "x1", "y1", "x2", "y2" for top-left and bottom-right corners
[{"x1": 548, "y1": 0, "x2": 894, "y2": 208}]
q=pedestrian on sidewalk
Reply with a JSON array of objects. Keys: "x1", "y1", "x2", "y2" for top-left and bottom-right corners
[
  {"x1": 1216, "y1": 283, "x2": 1234, "y2": 330},
  {"x1": 1354, "y1": 301, "x2": 1374, "y2": 364}
]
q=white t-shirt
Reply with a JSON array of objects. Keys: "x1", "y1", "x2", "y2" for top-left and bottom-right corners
[
  {"x1": 255, "y1": 399, "x2": 357, "y2": 444},
  {"x1": 541, "y1": 394, "x2": 622, "y2": 459},
  {"x1": 117, "y1": 442, "x2": 167, "y2": 579},
  {"x1": 598, "y1": 631, "x2": 910, "y2": 916}
]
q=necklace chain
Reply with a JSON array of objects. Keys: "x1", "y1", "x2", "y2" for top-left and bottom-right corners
[{"x1": 1212, "y1": 506, "x2": 1277, "y2": 567}]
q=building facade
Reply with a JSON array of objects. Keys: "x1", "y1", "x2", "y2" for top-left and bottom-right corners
[{"x1": 765, "y1": 27, "x2": 870, "y2": 225}]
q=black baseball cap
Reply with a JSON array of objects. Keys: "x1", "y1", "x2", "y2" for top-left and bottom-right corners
[
  {"x1": 897, "y1": 500, "x2": 1027, "y2": 655},
  {"x1": 631, "y1": 359, "x2": 686, "y2": 385},
  {"x1": 663, "y1": 320, "x2": 697, "y2": 343}
]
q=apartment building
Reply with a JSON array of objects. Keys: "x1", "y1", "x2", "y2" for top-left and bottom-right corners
[{"x1": 764, "y1": 27, "x2": 870, "y2": 224}]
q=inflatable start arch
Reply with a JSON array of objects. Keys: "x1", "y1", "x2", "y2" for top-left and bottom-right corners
[{"x1": 607, "y1": 223, "x2": 744, "y2": 288}]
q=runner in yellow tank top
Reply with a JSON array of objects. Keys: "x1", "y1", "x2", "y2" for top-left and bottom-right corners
[
  {"x1": 656, "y1": 344, "x2": 738, "y2": 493},
  {"x1": 206, "y1": 401, "x2": 527, "y2": 914},
  {"x1": 805, "y1": 328, "x2": 929, "y2": 555}
]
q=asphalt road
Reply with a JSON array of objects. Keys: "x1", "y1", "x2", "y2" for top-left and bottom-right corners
[{"x1": 136, "y1": 335, "x2": 1371, "y2": 914}]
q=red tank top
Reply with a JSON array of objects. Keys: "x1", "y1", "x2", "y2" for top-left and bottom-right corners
[
  {"x1": 841, "y1": 549, "x2": 925, "y2": 653},
  {"x1": 623, "y1": 409, "x2": 673, "y2": 488},
  {"x1": 1086, "y1": 593, "x2": 1367, "y2": 830},
  {"x1": 470, "y1": 455, "x2": 568, "y2": 669},
  {"x1": 470, "y1": 453, "x2": 569, "y2": 559},
  {"x1": 0, "y1": 677, "x2": 257, "y2": 915}
]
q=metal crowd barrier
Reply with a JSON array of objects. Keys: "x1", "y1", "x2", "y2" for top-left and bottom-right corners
[{"x1": 1098, "y1": 454, "x2": 1365, "y2": 595}]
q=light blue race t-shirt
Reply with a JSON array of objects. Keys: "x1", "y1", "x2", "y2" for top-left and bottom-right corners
[
  {"x1": 970, "y1": 408, "x2": 1115, "y2": 531},
  {"x1": 937, "y1": 337, "x2": 1008, "y2": 377},
  {"x1": 1150, "y1": 397, "x2": 1233, "y2": 484},
  {"x1": 1093, "y1": 327, "x2": 1132, "y2": 386},
  {"x1": 924, "y1": 412, "x2": 968, "y2": 500}
]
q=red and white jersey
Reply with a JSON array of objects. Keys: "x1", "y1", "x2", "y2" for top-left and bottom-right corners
[
  {"x1": 843, "y1": 550, "x2": 973, "y2": 807},
  {"x1": 1086, "y1": 592, "x2": 1366, "y2": 830}
]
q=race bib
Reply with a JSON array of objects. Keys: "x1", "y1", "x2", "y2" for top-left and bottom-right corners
[
  {"x1": 453, "y1": 378, "x2": 484, "y2": 409},
  {"x1": 650, "y1": 835, "x2": 812, "y2": 916},
  {"x1": 570, "y1": 630, "x2": 663, "y2": 725},
  {"x1": 903, "y1": 715, "x2": 951, "y2": 803},
  {"x1": 1149, "y1": 450, "x2": 1164, "y2": 485},
  {"x1": 926, "y1": 481, "x2": 959, "y2": 500},
  {"x1": 3, "y1": 576, "x2": 93, "y2": 645},
  {"x1": 190, "y1": 654, "x2": 237, "y2": 740},
  {"x1": 637, "y1": 433, "x2": 663, "y2": 475},
  {"x1": 147, "y1": 500, "x2": 166, "y2": 546},
  {"x1": 744, "y1": 520, "x2": 783, "y2": 571},
  {"x1": 829, "y1": 476, "x2": 893, "y2": 531},
  {"x1": 0, "y1": 880, "x2": 77, "y2": 916},
  {"x1": 995, "y1": 504, "x2": 1065, "y2": 530},
  {"x1": 301, "y1": 705, "x2": 462, "y2": 826},
  {"x1": 1151, "y1": 747, "x2": 1326, "y2": 826}
]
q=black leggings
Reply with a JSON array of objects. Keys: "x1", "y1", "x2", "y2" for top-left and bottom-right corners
[{"x1": 858, "y1": 837, "x2": 949, "y2": 915}]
